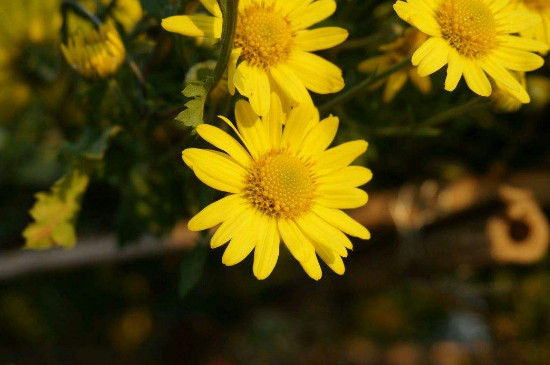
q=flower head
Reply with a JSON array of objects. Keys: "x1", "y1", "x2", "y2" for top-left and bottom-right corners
[
  {"x1": 61, "y1": 21, "x2": 126, "y2": 80},
  {"x1": 514, "y1": 0, "x2": 550, "y2": 51},
  {"x1": 393, "y1": 0, "x2": 549, "y2": 103},
  {"x1": 183, "y1": 94, "x2": 371, "y2": 280},
  {"x1": 358, "y1": 28, "x2": 432, "y2": 102},
  {"x1": 162, "y1": 0, "x2": 348, "y2": 116}
]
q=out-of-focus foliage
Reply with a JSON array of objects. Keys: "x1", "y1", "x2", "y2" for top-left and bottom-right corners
[{"x1": 22, "y1": 168, "x2": 89, "y2": 249}]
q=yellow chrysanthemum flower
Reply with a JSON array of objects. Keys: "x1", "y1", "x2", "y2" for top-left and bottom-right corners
[
  {"x1": 61, "y1": 21, "x2": 126, "y2": 80},
  {"x1": 162, "y1": 0, "x2": 348, "y2": 116},
  {"x1": 393, "y1": 0, "x2": 549, "y2": 103},
  {"x1": 514, "y1": 0, "x2": 550, "y2": 51},
  {"x1": 183, "y1": 94, "x2": 371, "y2": 280},
  {"x1": 358, "y1": 28, "x2": 432, "y2": 102}
]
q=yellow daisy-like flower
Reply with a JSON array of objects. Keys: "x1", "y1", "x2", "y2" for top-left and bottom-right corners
[
  {"x1": 183, "y1": 94, "x2": 372, "y2": 280},
  {"x1": 61, "y1": 21, "x2": 126, "y2": 80},
  {"x1": 393, "y1": 0, "x2": 549, "y2": 103},
  {"x1": 514, "y1": 0, "x2": 550, "y2": 51},
  {"x1": 162, "y1": 0, "x2": 348, "y2": 116},
  {"x1": 358, "y1": 28, "x2": 432, "y2": 102}
]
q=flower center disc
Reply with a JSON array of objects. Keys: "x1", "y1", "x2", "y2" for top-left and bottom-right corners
[
  {"x1": 245, "y1": 151, "x2": 315, "y2": 219},
  {"x1": 436, "y1": 0, "x2": 497, "y2": 58},
  {"x1": 522, "y1": 0, "x2": 550, "y2": 12},
  {"x1": 235, "y1": 4, "x2": 294, "y2": 69}
]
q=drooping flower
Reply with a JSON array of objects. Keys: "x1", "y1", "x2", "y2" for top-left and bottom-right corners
[
  {"x1": 513, "y1": 0, "x2": 550, "y2": 51},
  {"x1": 393, "y1": 0, "x2": 548, "y2": 103},
  {"x1": 61, "y1": 21, "x2": 126, "y2": 80},
  {"x1": 162, "y1": 0, "x2": 348, "y2": 116},
  {"x1": 183, "y1": 94, "x2": 371, "y2": 280},
  {"x1": 358, "y1": 28, "x2": 432, "y2": 102}
]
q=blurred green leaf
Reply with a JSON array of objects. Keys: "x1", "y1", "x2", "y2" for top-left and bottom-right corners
[
  {"x1": 175, "y1": 81, "x2": 208, "y2": 129},
  {"x1": 66, "y1": 125, "x2": 122, "y2": 161},
  {"x1": 23, "y1": 168, "x2": 90, "y2": 249},
  {"x1": 178, "y1": 242, "x2": 208, "y2": 298}
]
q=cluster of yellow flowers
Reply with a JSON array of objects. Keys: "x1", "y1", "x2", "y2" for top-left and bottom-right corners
[
  {"x1": 54, "y1": 0, "x2": 550, "y2": 280},
  {"x1": 163, "y1": 0, "x2": 371, "y2": 280},
  {"x1": 160, "y1": 0, "x2": 550, "y2": 280}
]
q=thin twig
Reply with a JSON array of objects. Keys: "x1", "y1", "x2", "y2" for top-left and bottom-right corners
[{"x1": 417, "y1": 96, "x2": 488, "y2": 128}]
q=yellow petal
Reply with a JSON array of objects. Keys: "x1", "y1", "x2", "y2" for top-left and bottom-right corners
[
  {"x1": 188, "y1": 194, "x2": 243, "y2": 231},
  {"x1": 263, "y1": 92, "x2": 284, "y2": 148},
  {"x1": 198, "y1": 0, "x2": 222, "y2": 17},
  {"x1": 312, "y1": 205, "x2": 371, "y2": 239},
  {"x1": 211, "y1": 205, "x2": 251, "y2": 248},
  {"x1": 316, "y1": 166, "x2": 373, "y2": 187},
  {"x1": 278, "y1": 219, "x2": 315, "y2": 263},
  {"x1": 294, "y1": 27, "x2": 348, "y2": 52},
  {"x1": 235, "y1": 100, "x2": 270, "y2": 159},
  {"x1": 196, "y1": 124, "x2": 251, "y2": 167},
  {"x1": 300, "y1": 254, "x2": 322, "y2": 280},
  {"x1": 296, "y1": 213, "x2": 351, "y2": 257},
  {"x1": 290, "y1": 0, "x2": 336, "y2": 30},
  {"x1": 269, "y1": 63, "x2": 311, "y2": 103},
  {"x1": 253, "y1": 217, "x2": 280, "y2": 280},
  {"x1": 182, "y1": 149, "x2": 246, "y2": 193},
  {"x1": 313, "y1": 140, "x2": 368, "y2": 176},
  {"x1": 298, "y1": 115, "x2": 339, "y2": 158},
  {"x1": 233, "y1": 61, "x2": 271, "y2": 116},
  {"x1": 222, "y1": 212, "x2": 257, "y2": 266},
  {"x1": 287, "y1": 51, "x2": 344, "y2": 94},
  {"x1": 280, "y1": 103, "x2": 319, "y2": 152},
  {"x1": 161, "y1": 15, "x2": 222, "y2": 38},
  {"x1": 462, "y1": 59, "x2": 491, "y2": 97},
  {"x1": 315, "y1": 186, "x2": 369, "y2": 209}
]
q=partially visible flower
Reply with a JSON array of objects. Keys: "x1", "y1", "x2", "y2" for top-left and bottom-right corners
[
  {"x1": 359, "y1": 28, "x2": 431, "y2": 102},
  {"x1": 393, "y1": 0, "x2": 548, "y2": 103},
  {"x1": 162, "y1": 0, "x2": 348, "y2": 116},
  {"x1": 68, "y1": 0, "x2": 143, "y2": 34},
  {"x1": 108, "y1": 0, "x2": 143, "y2": 33},
  {"x1": 514, "y1": 0, "x2": 550, "y2": 52},
  {"x1": 0, "y1": 0, "x2": 61, "y2": 123},
  {"x1": 183, "y1": 94, "x2": 371, "y2": 280},
  {"x1": 488, "y1": 185, "x2": 549, "y2": 264},
  {"x1": 62, "y1": 21, "x2": 126, "y2": 80},
  {"x1": 491, "y1": 72, "x2": 526, "y2": 113},
  {"x1": 185, "y1": 60, "x2": 228, "y2": 103},
  {"x1": 527, "y1": 74, "x2": 550, "y2": 109}
]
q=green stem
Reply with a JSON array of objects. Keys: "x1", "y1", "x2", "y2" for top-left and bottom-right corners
[
  {"x1": 417, "y1": 96, "x2": 488, "y2": 128},
  {"x1": 61, "y1": 0, "x2": 102, "y2": 29},
  {"x1": 208, "y1": 0, "x2": 239, "y2": 93},
  {"x1": 319, "y1": 56, "x2": 412, "y2": 114}
]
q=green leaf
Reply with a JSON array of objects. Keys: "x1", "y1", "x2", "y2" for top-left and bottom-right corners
[
  {"x1": 175, "y1": 81, "x2": 208, "y2": 129},
  {"x1": 23, "y1": 168, "x2": 90, "y2": 249},
  {"x1": 178, "y1": 242, "x2": 208, "y2": 298},
  {"x1": 65, "y1": 125, "x2": 122, "y2": 161}
]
